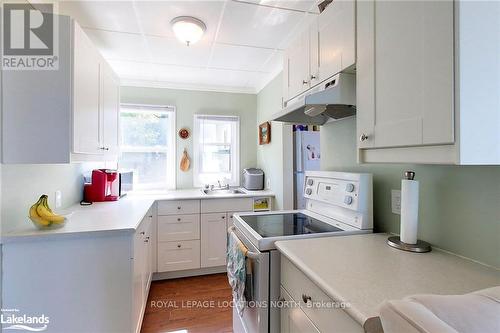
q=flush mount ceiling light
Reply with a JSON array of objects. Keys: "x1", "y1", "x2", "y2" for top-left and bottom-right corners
[{"x1": 171, "y1": 16, "x2": 206, "y2": 46}]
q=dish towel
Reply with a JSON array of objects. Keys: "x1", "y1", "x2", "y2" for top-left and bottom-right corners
[{"x1": 227, "y1": 231, "x2": 247, "y2": 315}]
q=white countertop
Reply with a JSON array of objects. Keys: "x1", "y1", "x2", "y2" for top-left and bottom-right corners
[
  {"x1": 275, "y1": 233, "x2": 500, "y2": 326},
  {"x1": 129, "y1": 188, "x2": 274, "y2": 201},
  {"x1": 2, "y1": 188, "x2": 274, "y2": 243}
]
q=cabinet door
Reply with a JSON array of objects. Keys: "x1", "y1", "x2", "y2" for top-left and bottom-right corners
[
  {"x1": 309, "y1": 18, "x2": 320, "y2": 86},
  {"x1": 280, "y1": 286, "x2": 319, "y2": 333},
  {"x1": 318, "y1": 0, "x2": 355, "y2": 80},
  {"x1": 201, "y1": 213, "x2": 228, "y2": 267},
  {"x1": 132, "y1": 227, "x2": 145, "y2": 333},
  {"x1": 287, "y1": 29, "x2": 310, "y2": 100},
  {"x1": 100, "y1": 63, "x2": 120, "y2": 156},
  {"x1": 357, "y1": 0, "x2": 454, "y2": 149},
  {"x1": 72, "y1": 22, "x2": 102, "y2": 155}
]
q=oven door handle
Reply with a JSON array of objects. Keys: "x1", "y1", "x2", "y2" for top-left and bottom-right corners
[{"x1": 228, "y1": 226, "x2": 261, "y2": 260}]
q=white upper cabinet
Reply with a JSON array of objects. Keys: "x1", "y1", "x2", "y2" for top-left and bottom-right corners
[
  {"x1": 73, "y1": 22, "x2": 102, "y2": 155},
  {"x1": 283, "y1": 1, "x2": 355, "y2": 103},
  {"x1": 286, "y1": 28, "x2": 311, "y2": 101},
  {"x1": 100, "y1": 62, "x2": 121, "y2": 156},
  {"x1": 1, "y1": 16, "x2": 120, "y2": 164},
  {"x1": 357, "y1": 0, "x2": 500, "y2": 165},
  {"x1": 357, "y1": 0, "x2": 454, "y2": 150},
  {"x1": 318, "y1": 0, "x2": 355, "y2": 82}
]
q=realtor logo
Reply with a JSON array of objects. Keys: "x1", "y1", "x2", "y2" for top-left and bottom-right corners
[{"x1": 2, "y1": 2, "x2": 58, "y2": 70}]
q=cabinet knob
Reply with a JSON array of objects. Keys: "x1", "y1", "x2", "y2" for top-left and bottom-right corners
[
  {"x1": 302, "y1": 80, "x2": 309, "y2": 85},
  {"x1": 140, "y1": 231, "x2": 145, "y2": 235},
  {"x1": 359, "y1": 134, "x2": 369, "y2": 142},
  {"x1": 177, "y1": 218, "x2": 181, "y2": 222},
  {"x1": 177, "y1": 244, "x2": 181, "y2": 248},
  {"x1": 310, "y1": 75, "x2": 317, "y2": 80},
  {"x1": 301, "y1": 294, "x2": 312, "y2": 303},
  {"x1": 148, "y1": 215, "x2": 153, "y2": 218},
  {"x1": 222, "y1": 216, "x2": 225, "y2": 219},
  {"x1": 99, "y1": 146, "x2": 109, "y2": 151},
  {"x1": 177, "y1": 206, "x2": 181, "y2": 210}
]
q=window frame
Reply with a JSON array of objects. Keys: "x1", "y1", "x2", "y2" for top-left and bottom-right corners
[
  {"x1": 192, "y1": 114, "x2": 240, "y2": 187},
  {"x1": 119, "y1": 103, "x2": 177, "y2": 191}
]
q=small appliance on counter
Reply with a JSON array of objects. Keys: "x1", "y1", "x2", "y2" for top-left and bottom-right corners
[
  {"x1": 118, "y1": 171, "x2": 134, "y2": 197},
  {"x1": 84, "y1": 169, "x2": 120, "y2": 202},
  {"x1": 242, "y1": 168, "x2": 264, "y2": 190}
]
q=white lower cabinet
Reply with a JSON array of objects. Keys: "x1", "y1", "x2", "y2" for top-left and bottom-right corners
[
  {"x1": 280, "y1": 257, "x2": 363, "y2": 333},
  {"x1": 157, "y1": 240, "x2": 201, "y2": 272},
  {"x1": 132, "y1": 211, "x2": 154, "y2": 333},
  {"x1": 156, "y1": 198, "x2": 258, "y2": 273},
  {"x1": 201, "y1": 213, "x2": 228, "y2": 267},
  {"x1": 281, "y1": 286, "x2": 319, "y2": 333},
  {"x1": 2, "y1": 207, "x2": 155, "y2": 333}
]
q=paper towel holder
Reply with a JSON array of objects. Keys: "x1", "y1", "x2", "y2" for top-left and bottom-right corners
[
  {"x1": 387, "y1": 170, "x2": 432, "y2": 253},
  {"x1": 387, "y1": 236, "x2": 431, "y2": 253}
]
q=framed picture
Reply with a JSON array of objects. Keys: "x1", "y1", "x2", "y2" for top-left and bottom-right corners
[{"x1": 259, "y1": 122, "x2": 271, "y2": 145}]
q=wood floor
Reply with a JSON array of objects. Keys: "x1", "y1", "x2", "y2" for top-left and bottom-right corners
[{"x1": 141, "y1": 273, "x2": 233, "y2": 333}]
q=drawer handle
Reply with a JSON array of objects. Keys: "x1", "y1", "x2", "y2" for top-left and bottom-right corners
[
  {"x1": 177, "y1": 206, "x2": 181, "y2": 210},
  {"x1": 148, "y1": 215, "x2": 153, "y2": 218},
  {"x1": 302, "y1": 294, "x2": 312, "y2": 303},
  {"x1": 177, "y1": 218, "x2": 181, "y2": 222},
  {"x1": 359, "y1": 133, "x2": 369, "y2": 142},
  {"x1": 177, "y1": 244, "x2": 181, "y2": 248},
  {"x1": 222, "y1": 216, "x2": 225, "y2": 219}
]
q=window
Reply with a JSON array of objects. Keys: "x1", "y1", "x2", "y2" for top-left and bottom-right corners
[
  {"x1": 193, "y1": 115, "x2": 240, "y2": 187},
  {"x1": 119, "y1": 104, "x2": 176, "y2": 191}
]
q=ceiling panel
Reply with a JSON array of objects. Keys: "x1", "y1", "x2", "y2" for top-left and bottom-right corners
[
  {"x1": 209, "y1": 43, "x2": 274, "y2": 71},
  {"x1": 84, "y1": 29, "x2": 150, "y2": 62},
  {"x1": 58, "y1": 1, "x2": 141, "y2": 33},
  {"x1": 133, "y1": 1, "x2": 225, "y2": 42},
  {"x1": 216, "y1": 0, "x2": 305, "y2": 49},
  {"x1": 260, "y1": 49, "x2": 284, "y2": 73},
  {"x1": 147, "y1": 35, "x2": 212, "y2": 68},
  {"x1": 108, "y1": 60, "x2": 156, "y2": 81},
  {"x1": 242, "y1": 0, "x2": 319, "y2": 13}
]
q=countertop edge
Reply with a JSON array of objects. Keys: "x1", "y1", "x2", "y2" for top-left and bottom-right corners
[{"x1": 276, "y1": 241, "x2": 368, "y2": 325}]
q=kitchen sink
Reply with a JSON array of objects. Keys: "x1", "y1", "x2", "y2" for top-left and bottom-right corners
[{"x1": 201, "y1": 188, "x2": 246, "y2": 195}]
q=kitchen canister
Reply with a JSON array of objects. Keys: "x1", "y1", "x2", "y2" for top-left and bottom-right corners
[{"x1": 387, "y1": 171, "x2": 431, "y2": 253}]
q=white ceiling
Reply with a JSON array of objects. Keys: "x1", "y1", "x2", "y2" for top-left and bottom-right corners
[{"x1": 56, "y1": 0, "x2": 320, "y2": 93}]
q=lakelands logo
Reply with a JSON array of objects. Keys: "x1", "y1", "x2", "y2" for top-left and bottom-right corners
[
  {"x1": 1, "y1": 309, "x2": 49, "y2": 331},
  {"x1": 2, "y1": 2, "x2": 59, "y2": 70}
]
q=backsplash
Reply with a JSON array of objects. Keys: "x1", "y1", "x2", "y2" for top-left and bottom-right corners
[
  {"x1": 321, "y1": 117, "x2": 500, "y2": 268},
  {"x1": 1, "y1": 163, "x2": 100, "y2": 233}
]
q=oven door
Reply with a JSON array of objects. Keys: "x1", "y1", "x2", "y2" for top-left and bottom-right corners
[{"x1": 229, "y1": 226, "x2": 270, "y2": 333}]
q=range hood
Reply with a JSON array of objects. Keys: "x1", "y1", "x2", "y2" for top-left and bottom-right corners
[{"x1": 271, "y1": 73, "x2": 356, "y2": 125}]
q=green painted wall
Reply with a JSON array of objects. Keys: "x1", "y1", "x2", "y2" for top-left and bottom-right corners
[
  {"x1": 121, "y1": 86, "x2": 257, "y2": 189},
  {"x1": 321, "y1": 117, "x2": 500, "y2": 268}
]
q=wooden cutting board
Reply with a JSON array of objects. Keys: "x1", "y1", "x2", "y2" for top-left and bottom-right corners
[{"x1": 180, "y1": 149, "x2": 190, "y2": 172}]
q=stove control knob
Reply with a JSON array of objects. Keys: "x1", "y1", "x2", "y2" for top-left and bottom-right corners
[
  {"x1": 306, "y1": 179, "x2": 314, "y2": 186},
  {"x1": 345, "y1": 183, "x2": 355, "y2": 192},
  {"x1": 344, "y1": 196, "x2": 353, "y2": 205},
  {"x1": 305, "y1": 188, "x2": 312, "y2": 195}
]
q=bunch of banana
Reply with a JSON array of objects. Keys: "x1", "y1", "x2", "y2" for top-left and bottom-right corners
[{"x1": 29, "y1": 195, "x2": 65, "y2": 227}]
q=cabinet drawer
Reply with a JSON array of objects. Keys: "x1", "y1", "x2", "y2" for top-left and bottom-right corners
[
  {"x1": 158, "y1": 214, "x2": 200, "y2": 242},
  {"x1": 201, "y1": 198, "x2": 253, "y2": 213},
  {"x1": 281, "y1": 256, "x2": 362, "y2": 333},
  {"x1": 157, "y1": 240, "x2": 200, "y2": 272},
  {"x1": 157, "y1": 200, "x2": 200, "y2": 215}
]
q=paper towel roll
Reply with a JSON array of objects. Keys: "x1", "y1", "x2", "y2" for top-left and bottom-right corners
[{"x1": 400, "y1": 179, "x2": 419, "y2": 244}]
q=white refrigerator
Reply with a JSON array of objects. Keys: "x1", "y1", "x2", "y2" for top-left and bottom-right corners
[{"x1": 293, "y1": 131, "x2": 321, "y2": 209}]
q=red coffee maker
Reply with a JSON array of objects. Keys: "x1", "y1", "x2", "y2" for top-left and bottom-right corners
[{"x1": 84, "y1": 169, "x2": 119, "y2": 202}]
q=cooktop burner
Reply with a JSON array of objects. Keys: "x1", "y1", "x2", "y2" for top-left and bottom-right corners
[{"x1": 240, "y1": 213, "x2": 343, "y2": 238}]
